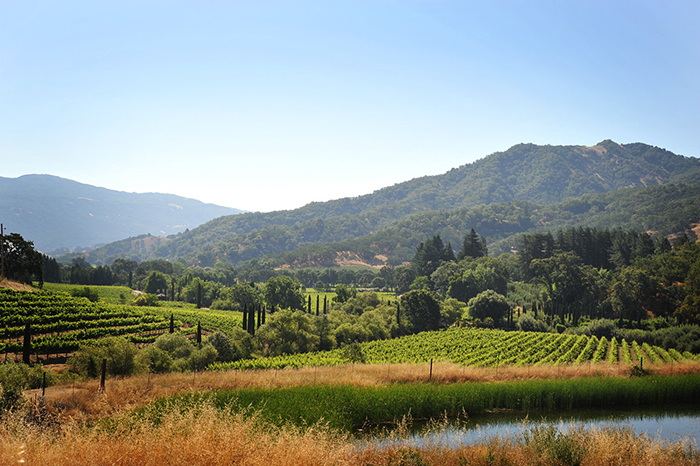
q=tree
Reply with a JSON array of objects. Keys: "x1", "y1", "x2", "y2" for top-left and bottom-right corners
[
  {"x1": 530, "y1": 252, "x2": 597, "y2": 324},
  {"x1": 412, "y1": 235, "x2": 454, "y2": 277},
  {"x1": 42, "y1": 254, "x2": 61, "y2": 283},
  {"x1": 610, "y1": 266, "x2": 659, "y2": 324},
  {"x1": 518, "y1": 232, "x2": 555, "y2": 280},
  {"x1": 394, "y1": 265, "x2": 417, "y2": 294},
  {"x1": 264, "y1": 276, "x2": 304, "y2": 311},
  {"x1": 334, "y1": 284, "x2": 357, "y2": 304},
  {"x1": 457, "y1": 229, "x2": 488, "y2": 260},
  {"x1": 1, "y1": 233, "x2": 43, "y2": 285},
  {"x1": 254, "y1": 310, "x2": 320, "y2": 356},
  {"x1": 111, "y1": 258, "x2": 138, "y2": 288},
  {"x1": 370, "y1": 276, "x2": 386, "y2": 289},
  {"x1": 467, "y1": 290, "x2": 510, "y2": 326},
  {"x1": 447, "y1": 257, "x2": 509, "y2": 303},
  {"x1": 399, "y1": 289, "x2": 441, "y2": 333},
  {"x1": 143, "y1": 271, "x2": 168, "y2": 295},
  {"x1": 205, "y1": 332, "x2": 235, "y2": 362}
]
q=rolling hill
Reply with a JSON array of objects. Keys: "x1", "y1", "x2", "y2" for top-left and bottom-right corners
[
  {"x1": 75, "y1": 140, "x2": 700, "y2": 267},
  {"x1": 0, "y1": 174, "x2": 244, "y2": 253}
]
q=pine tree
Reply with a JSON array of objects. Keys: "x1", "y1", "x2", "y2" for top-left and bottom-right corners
[{"x1": 458, "y1": 229, "x2": 488, "y2": 260}]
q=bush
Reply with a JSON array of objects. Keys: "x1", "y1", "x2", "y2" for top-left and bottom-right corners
[
  {"x1": 0, "y1": 361, "x2": 56, "y2": 414},
  {"x1": 67, "y1": 337, "x2": 140, "y2": 377},
  {"x1": 133, "y1": 293, "x2": 159, "y2": 306},
  {"x1": 189, "y1": 345, "x2": 218, "y2": 371},
  {"x1": 154, "y1": 333, "x2": 195, "y2": 359},
  {"x1": 467, "y1": 290, "x2": 511, "y2": 326},
  {"x1": 205, "y1": 332, "x2": 235, "y2": 362},
  {"x1": 518, "y1": 313, "x2": 552, "y2": 333},
  {"x1": 582, "y1": 319, "x2": 617, "y2": 338},
  {"x1": 71, "y1": 286, "x2": 99, "y2": 303},
  {"x1": 136, "y1": 346, "x2": 173, "y2": 373}
]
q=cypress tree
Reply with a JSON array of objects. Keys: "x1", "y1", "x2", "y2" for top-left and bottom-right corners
[
  {"x1": 307, "y1": 295, "x2": 311, "y2": 313},
  {"x1": 23, "y1": 322, "x2": 31, "y2": 365},
  {"x1": 323, "y1": 296, "x2": 327, "y2": 314},
  {"x1": 262, "y1": 306, "x2": 266, "y2": 324},
  {"x1": 257, "y1": 305, "x2": 262, "y2": 329},
  {"x1": 242, "y1": 303, "x2": 248, "y2": 331},
  {"x1": 196, "y1": 321, "x2": 202, "y2": 348},
  {"x1": 396, "y1": 302, "x2": 401, "y2": 333},
  {"x1": 248, "y1": 305, "x2": 255, "y2": 336},
  {"x1": 316, "y1": 295, "x2": 320, "y2": 316},
  {"x1": 169, "y1": 313, "x2": 174, "y2": 333}
]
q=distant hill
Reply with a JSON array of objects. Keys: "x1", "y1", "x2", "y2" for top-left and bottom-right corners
[
  {"x1": 0, "y1": 175, "x2": 244, "y2": 253},
  {"x1": 81, "y1": 140, "x2": 700, "y2": 266}
]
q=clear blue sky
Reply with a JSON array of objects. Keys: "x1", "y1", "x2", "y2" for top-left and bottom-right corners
[{"x1": 1, "y1": 1, "x2": 698, "y2": 212}]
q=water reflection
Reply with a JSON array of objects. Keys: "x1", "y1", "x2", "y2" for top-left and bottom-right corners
[{"x1": 365, "y1": 405, "x2": 700, "y2": 448}]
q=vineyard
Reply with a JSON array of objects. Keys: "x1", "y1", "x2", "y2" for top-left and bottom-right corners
[
  {"x1": 209, "y1": 326, "x2": 700, "y2": 371},
  {"x1": 0, "y1": 289, "x2": 241, "y2": 362}
]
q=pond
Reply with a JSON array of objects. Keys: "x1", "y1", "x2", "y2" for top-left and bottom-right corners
[{"x1": 365, "y1": 405, "x2": 700, "y2": 448}]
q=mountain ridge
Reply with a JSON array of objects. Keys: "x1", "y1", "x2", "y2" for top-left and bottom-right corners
[
  {"x1": 0, "y1": 174, "x2": 244, "y2": 253},
  {"x1": 67, "y1": 140, "x2": 700, "y2": 266}
]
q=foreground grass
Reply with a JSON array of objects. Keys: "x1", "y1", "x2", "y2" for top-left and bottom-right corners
[
  {"x1": 29, "y1": 361, "x2": 700, "y2": 423},
  {"x1": 150, "y1": 373, "x2": 700, "y2": 430},
  {"x1": 8, "y1": 362, "x2": 700, "y2": 465},
  {"x1": 2, "y1": 403, "x2": 698, "y2": 466}
]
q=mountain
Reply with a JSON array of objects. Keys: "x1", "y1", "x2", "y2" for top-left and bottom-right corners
[
  {"x1": 0, "y1": 175, "x2": 244, "y2": 253},
  {"x1": 79, "y1": 140, "x2": 700, "y2": 267},
  {"x1": 268, "y1": 182, "x2": 700, "y2": 268}
]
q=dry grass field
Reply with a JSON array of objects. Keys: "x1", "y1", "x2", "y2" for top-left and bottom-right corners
[{"x1": 3, "y1": 361, "x2": 698, "y2": 465}]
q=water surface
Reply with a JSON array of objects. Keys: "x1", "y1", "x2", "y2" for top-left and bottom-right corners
[{"x1": 366, "y1": 405, "x2": 700, "y2": 448}]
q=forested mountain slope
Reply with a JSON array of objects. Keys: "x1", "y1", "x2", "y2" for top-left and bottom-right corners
[
  {"x1": 75, "y1": 141, "x2": 700, "y2": 266},
  {"x1": 267, "y1": 183, "x2": 700, "y2": 268},
  {"x1": 0, "y1": 174, "x2": 243, "y2": 253}
]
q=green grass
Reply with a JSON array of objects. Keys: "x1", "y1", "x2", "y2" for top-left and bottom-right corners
[
  {"x1": 145, "y1": 303, "x2": 244, "y2": 336},
  {"x1": 41, "y1": 283, "x2": 136, "y2": 305},
  {"x1": 145, "y1": 374, "x2": 700, "y2": 431}
]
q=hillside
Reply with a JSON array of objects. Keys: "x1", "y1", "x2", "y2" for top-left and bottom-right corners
[
  {"x1": 73, "y1": 140, "x2": 700, "y2": 266},
  {"x1": 160, "y1": 141, "x2": 700, "y2": 265},
  {"x1": 268, "y1": 183, "x2": 700, "y2": 268},
  {"x1": 0, "y1": 174, "x2": 244, "y2": 253}
]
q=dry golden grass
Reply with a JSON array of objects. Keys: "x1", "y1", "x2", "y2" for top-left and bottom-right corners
[
  {"x1": 0, "y1": 278, "x2": 36, "y2": 292},
  {"x1": 2, "y1": 403, "x2": 698, "y2": 466},
  {"x1": 27, "y1": 360, "x2": 700, "y2": 423}
]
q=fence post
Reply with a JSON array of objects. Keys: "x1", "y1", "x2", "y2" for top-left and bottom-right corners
[{"x1": 99, "y1": 358, "x2": 107, "y2": 392}]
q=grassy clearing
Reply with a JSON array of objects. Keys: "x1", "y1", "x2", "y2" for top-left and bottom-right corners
[{"x1": 41, "y1": 282, "x2": 136, "y2": 304}]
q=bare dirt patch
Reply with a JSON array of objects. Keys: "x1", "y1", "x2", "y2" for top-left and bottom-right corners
[{"x1": 0, "y1": 278, "x2": 37, "y2": 292}]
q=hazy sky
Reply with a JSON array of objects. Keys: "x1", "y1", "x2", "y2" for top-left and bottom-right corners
[{"x1": 1, "y1": 1, "x2": 699, "y2": 212}]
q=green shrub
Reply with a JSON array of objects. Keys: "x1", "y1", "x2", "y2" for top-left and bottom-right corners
[{"x1": 133, "y1": 293, "x2": 159, "y2": 306}]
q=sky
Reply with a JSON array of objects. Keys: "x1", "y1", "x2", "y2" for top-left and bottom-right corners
[{"x1": 1, "y1": 1, "x2": 699, "y2": 213}]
